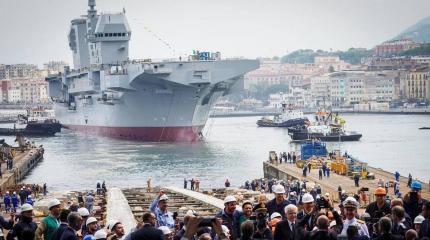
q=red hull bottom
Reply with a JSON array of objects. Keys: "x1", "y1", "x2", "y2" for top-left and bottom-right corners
[{"x1": 64, "y1": 125, "x2": 204, "y2": 142}]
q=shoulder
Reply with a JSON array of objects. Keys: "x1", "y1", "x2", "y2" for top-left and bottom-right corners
[{"x1": 356, "y1": 219, "x2": 365, "y2": 224}]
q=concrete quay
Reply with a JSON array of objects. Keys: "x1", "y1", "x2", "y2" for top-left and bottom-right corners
[
  {"x1": 0, "y1": 145, "x2": 44, "y2": 191},
  {"x1": 263, "y1": 161, "x2": 430, "y2": 204}
]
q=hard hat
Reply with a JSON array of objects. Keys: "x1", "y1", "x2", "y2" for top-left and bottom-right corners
[
  {"x1": 374, "y1": 187, "x2": 387, "y2": 195},
  {"x1": 221, "y1": 225, "x2": 230, "y2": 235},
  {"x1": 158, "y1": 226, "x2": 172, "y2": 235},
  {"x1": 78, "y1": 207, "x2": 90, "y2": 217},
  {"x1": 94, "y1": 230, "x2": 107, "y2": 240},
  {"x1": 107, "y1": 220, "x2": 121, "y2": 231},
  {"x1": 414, "y1": 215, "x2": 425, "y2": 224},
  {"x1": 270, "y1": 212, "x2": 282, "y2": 219},
  {"x1": 302, "y1": 193, "x2": 314, "y2": 203},
  {"x1": 242, "y1": 200, "x2": 253, "y2": 208},
  {"x1": 343, "y1": 197, "x2": 358, "y2": 208},
  {"x1": 13, "y1": 192, "x2": 16, "y2": 194},
  {"x1": 411, "y1": 181, "x2": 422, "y2": 190},
  {"x1": 5, "y1": 191, "x2": 9, "y2": 194},
  {"x1": 86, "y1": 217, "x2": 97, "y2": 226},
  {"x1": 48, "y1": 199, "x2": 61, "y2": 209},
  {"x1": 272, "y1": 184, "x2": 285, "y2": 194},
  {"x1": 224, "y1": 195, "x2": 237, "y2": 204},
  {"x1": 185, "y1": 209, "x2": 198, "y2": 217},
  {"x1": 159, "y1": 194, "x2": 169, "y2": 201},
  {"x1": 21, "y1": 203, "x2": 33, "y2": 212}
]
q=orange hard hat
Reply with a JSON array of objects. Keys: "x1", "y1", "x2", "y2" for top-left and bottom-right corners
[{"x1": 375, "y1": 187, "x2": 386, "y2": 195}]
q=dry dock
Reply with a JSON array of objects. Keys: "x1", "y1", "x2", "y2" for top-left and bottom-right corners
[{"x1": 263, "y1": 161, "x2": 430, "y2": 203}]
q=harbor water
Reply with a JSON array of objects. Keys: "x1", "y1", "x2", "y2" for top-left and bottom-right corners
[{"x1": 1, "y1": 113, "x2": 429, "y2": 191}]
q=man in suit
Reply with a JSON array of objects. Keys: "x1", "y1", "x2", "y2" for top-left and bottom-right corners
[
  {"x1": 130, "y1": 212, "x2": 163, "y2": 240},
  {"x1": 60, "y1": 212, "x2": 83, "y2": 240},
  {"x1": 274, "y1": 204, "x2": 298, "y2": 240},
  {"x1": 297, "y1": 193, "x2": 317, "y2": 231}
]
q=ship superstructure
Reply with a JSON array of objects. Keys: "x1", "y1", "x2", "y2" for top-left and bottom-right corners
[{"x1": 47, "y1": 0, "x2": 259, "y2": 141}]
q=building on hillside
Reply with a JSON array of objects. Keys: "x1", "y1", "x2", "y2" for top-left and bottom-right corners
[
  {"x1": 268, "y1": 88, "x2": 312, "y2": 108},
  {"x1": 0, "y1": 64, "x2": 39, "y2": 79},
  {"x1": 402, "y1": 69, "x2": 429, "y2": 100},
  {"x1": 6, "y1": 78, "x2": 49, "y2": 103},
  {"x1": 374, "y1": 39, "x2": 420, "y2": 56},
  {"x1": 310, "y1": 74, "x2": 331, "y2": 107}
]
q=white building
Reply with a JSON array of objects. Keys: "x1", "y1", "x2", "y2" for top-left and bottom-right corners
[
  {"x1": 8, "y1": 86, "x2": 21, "y2": 103},
  {"x1": 268, "y1": 88, "x2": 312, "y2": 108},
  {"x1": 310, "y1": 74, "x2": 331, "y2": 106}
]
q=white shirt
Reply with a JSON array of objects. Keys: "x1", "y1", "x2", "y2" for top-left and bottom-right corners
[{"x1": 340, "y1": 218, "x2": 369, "y2": 237}]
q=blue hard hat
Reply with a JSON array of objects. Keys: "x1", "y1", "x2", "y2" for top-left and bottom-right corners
[{"x1": 411, "y1": 181, "x2": 422, "y2": 190}]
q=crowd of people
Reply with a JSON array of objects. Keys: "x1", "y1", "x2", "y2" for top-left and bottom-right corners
[{"x1": 142, "y1": 180, "x2": 429, "y2": 240}]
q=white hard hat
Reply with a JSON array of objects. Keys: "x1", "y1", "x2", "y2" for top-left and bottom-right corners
[
  {"x1": 414, "y1": 215, "x2": 425, "y2": 224},
  {"x1": 86, "y1": 217, "x2": 98, "y2": 226},
  {"x1": 48, "y1": 199, "x2": 61, "y2": 209},
  {"x1": 221, "y1": 225, "x2": 230, "y2": 235},
  {"x1": 158, "y1": 226, "x2": 172, "y2": 235},
  {"x1": 21, "y1": 203, "x2": 33, "y2": 212},
  {"x1": 159, "y1": 194, "x2": 169, "y2": 201},
  {"x1": 224, "y1": 195, "x2": 237, "y2": 204},
  {"x1": 78, "y1": 207, "x2": 90, "y2": 217},
  {"x1": 272, "y1": 184, "x2": 285, "y2": 194},
  {"x1": 185, "y1": 209, "x2": 198, "y2": 217},
  {"x1": 270, "y1": 212, "x2": 282, "y2": 219},
  {"x1": 5, "y1": 191, "x2": 9, "y2": 194},
  {"x1": 94, "y1": 230, "x2": 107, "y2": 240},
  {"x1": 302, "y1": 193, "x2": 314, "y2": 203},
  {"x1": 107, "y1": 219, "x2": 121, "y2": 231}
]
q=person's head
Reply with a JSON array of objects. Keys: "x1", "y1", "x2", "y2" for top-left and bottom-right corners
[
  {"x1": 316, "y1": 215, "x2": 329, "y2": 230},
  {"x1": 272, "y1": 185, "x2": 285, "y2": 202},
  {"x1": 21, "y1": 204, "x2": 34, "y2": 219},
  {"x1": 258, "y1": 194, "x2": 267, "y2": 204},
  {"x1": 343, "y1": 197, "x2": 358, "y2": 220},
  {"x1": 110, "y1": 222, "x2": 124, "y2": 238},
  {"x1": 94, "y1": 230, "x2": 107, "y2": 240},
  {"x1": 59, "y1": 209, "x2": 71, "y2": 223},
  {"x1": 223, "y1": 196, "x2": 237, "y2": 214},
  {"x1": 378, "y1": 217, "x2": 392, "y2": 234},
  {"x1": 422, "y1": 201, "x2": 430, "y2": 219},
  {"x1": 48, "y1": 199, "x2": 62, "y2": 218},
  {"x1": 142, "y1": 212, "x2": 157, "y2": 226},
  {"x1": 242, "y1": 201, "x2": 253, "y2": 217},
  {"x1": 78, "y1": 207, "x2": 90, "y2": 219},
  {"x1": 68, "y1": 212, "x2": 83, "y2": 231},
  {"x1": 284, "y1": 204, "x2": 298, "y2": 222},
  {"x1": 240, "y1": 221, "x2": 254, "y2": 239},
  {"x1": 410, "y1": 181, "x2": 422, "y2": 200},
  {"x1": 86, "y1": 217, "x2": 98, "y2": 233},
  {"x1": 158, "y1": 194, "x2": 169, "y2": 212},
  {"x1": 198, "y1": 233, "x2": 212, "y2": 240},
  {"x1": 302, "y1": 193, "x2": 314, "y2": 213},
  {"x1": 391, "y1": 206, "x2": 405, "y2": 223},
  {"x1": 405, "y1": 229, "x2": 418, "y2": 240},
  {"x1": 375, "y1": 187, "x2": 387, "y2": 204},
  {"x1": 391, "y1": 198, "x2": 404, "y2": 208},
  {"x1": 414, "y1": 215, "x2": 425, "y2": 233},
  {"x1": 346, "y1": 225, "x2": 359, "y2": 240}
]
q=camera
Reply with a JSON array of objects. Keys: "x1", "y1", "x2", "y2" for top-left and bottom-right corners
[
  {"x1": 361, "y1": 187, "x2": 369, "y2": 192},
  {"x1": 198, "y1": 217, "x2": 217, "y2": 227},
  {"x1": 173, "y1": 212, "x2": 178, "y2": 220},
  {"x1": 316, "y1": 197, "x2": 330, "y2": 209},
  {"x1": 249, "y1": 211, "x2": 268, "y2": 221},
  {"x1": 409, "y1": 191, "x2": 418, "y2": 202}
]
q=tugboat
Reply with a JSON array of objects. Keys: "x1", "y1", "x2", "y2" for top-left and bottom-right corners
[
  {"x1": 257, "y1": 103, "x2": 308, "y2": 127},
  {"x1": 0, "y1": 108, "x2": 61, "y2": 136},
  {"x1": 288, "y1": 111, "x2": 362, "y2": 142}
]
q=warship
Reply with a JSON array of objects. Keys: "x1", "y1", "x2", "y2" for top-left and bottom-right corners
[{"x1": 46, "y1": 0, "x2": 258, "y2": 141}]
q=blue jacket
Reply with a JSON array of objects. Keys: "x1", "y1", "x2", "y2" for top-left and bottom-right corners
[{"x1": 4, "y1": 195, "x2": 11, "y2": 205}]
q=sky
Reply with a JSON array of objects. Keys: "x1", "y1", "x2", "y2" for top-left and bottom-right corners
[{"x1": 1, "y1": 0, "x2": 430, "y2": 66}]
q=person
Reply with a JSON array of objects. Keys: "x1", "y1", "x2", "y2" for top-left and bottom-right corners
[
  {"x1": 404, "y1": 180, "x2": 428, "y2": 221},
  {"x1": 292, "y1": 153, "x2": 296, "y2": 164},
  {"x1": 354, "y1": 174, "x2": 360, "y2": 187},
  {"x1": 59, "y1": 212, "x2": 83, "y2": 240},
  {"x1": 4, "y1": 192, "x2": 11, "y2": 213},
  {"x1": 158, "y1": 226, "x2": 172, "y2": 240},
  {"x1": 216, "y1": 195, "x2": 241, "y2": 239},
  {"x1": 338, "y1": 185, "x2": 343, "y2": 202},
  {"x1": 83, "y1": 217, "x2": 98, "y2": 240},
  {"x1": 372, "y1": 217, "x2": 403, "y2": 240},
  {"x1": 413, "y1": 215, "x2": 424, "y2": 236},
  {"x1": 77, "y1": 207, "x2": 90, "y2": 236},
  {"x1": 51, "y1": 209, "x2": 71, "y2": 240},
  {"x1": 365, "y1": 188, "x2": 391, "y2": 225},
  {"x1": 238, "y1": 201, "x2": 253, "y2": 228},
  {"x1": 150, "y1": 191, "x2": 175, "y2": 228},
  {"x1": 266, "y1": 184, "x2": 290, "y2": 217},
  {"x1": 7, "y1": 204, "x2": 38, "y2": 240},
  {"x1": 0, "y1": 209, "x2": 14, "y2": 237},
  {"x1": 252, "y1": 219, "x2": 272, "y2": 240},
  {"x1": 18, "y1": 188, "x2": 27, "y2": 206},
  {"x1": 394, "y1": 171, "x2": 400, "y2": 182},
  {"x1": 273, "y1": 204, "x2": 298, "y2": 240},
  {"x1": 107, "y1": 220, "x2": 125, "y2": 240},
  {"x1": 129, "y1": 212, "x2": 163, "y2": 240},
  {"x1": 297, "y1": 193, "x2": 317, "y2": 231},
  {"x1": 102, "y1": 181, "x2": 107, "y2": 194},
  {"x1": 146, "y1": 178, "x2": 152, "y2": 193},
  {"x1": 318, "y1": 169, "x2": 323, "y2": 180},
  {"x1": 391, "y1": 206, "x2": 411, "y2": 237},
  {"x1": 43, "y1": 183, "x2": 47, "y2": 196},
  {"x1": 183, "y1": 178, "x2": 187, "y2": 189},
  {"x1": 302, "y1": 215, "x2": 337, "y2": 240},
  {"x1": 11, "y1": 192, "x2": 18, "y2": 212},
  {"x1": 225, "y1": 179, "x2": 230, "y2": 188},
  {"x1": 25, "y1": 196, "x2": 33, "y2": 206},
  {"x1": 326, "y1": 167, "x2": 330, "y2": 177},
  {"x1": 194, "y1": 179, "x2": 200, "y2": 192},
  {"x1": 181, "y1": 216, "x2": 228, "y2": 240},
  {"x1": 240, "y1": 221, "x2": 254, "y2": 240},
  {"x1": 419, "y1": 202, "x2": 430, "y2": 238},
  {"x1": 94, "y1": 230, "x2": 107, "y2": 240},
  {"x1": 253, "y1": 194, "x2": 267, "y2": 212},
  {"x1": 35, "y1": 199, "x2": 61, "y2": 240},
  {"x1": 172, "y1": 210, "x2": 197, "y2": 240},
  {"x1": 405, "y1": 229, "x2": 418, "y2": 240},
  {"x1": 85, "y1": 193, "x2": 94, "y2": 213},
  {"x1": 339, "y1": 197, "x2": 369, "y2": 238},
  {"x1": 96, "y1": 182, "x2": 101, "y2": 195},
  {"x1": 190, "y1": 179, "x2": 195, "y2": 191},
  {"x1": 408, "y1": 174, "x2": 413, "y2": 187},
  {"x1": 269, "y1": 212, "x2": 282, "y2": 233}
]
